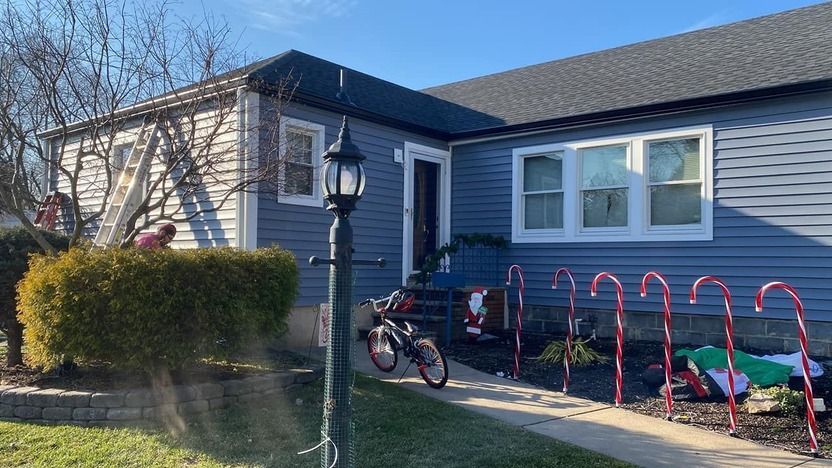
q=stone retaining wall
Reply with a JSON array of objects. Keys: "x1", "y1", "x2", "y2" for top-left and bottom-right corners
[
  {"x1": 0, "y1": 368, "x2": 321, "y2": 426},
  {"x1": 517, "y1": 306, "x2": 832, "y2": 356}
]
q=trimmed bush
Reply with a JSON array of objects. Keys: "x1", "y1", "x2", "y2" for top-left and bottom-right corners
[
  {"x1": 17, "y1": 247, "x2": 298, "y2": 372},
  {"x1": 0, "y1": 227, "x2": 71, "y2": 366}
]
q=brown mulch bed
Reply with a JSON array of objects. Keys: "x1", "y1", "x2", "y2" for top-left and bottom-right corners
[
  {"x1": 444, "y1": 332, "x2": 832, "y2": 458},
  {"x1": 0, "y1": 346, "x2": 309, "y2": 392}
]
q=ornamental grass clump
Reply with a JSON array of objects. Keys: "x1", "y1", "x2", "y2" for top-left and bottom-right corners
[
  {"x1": 17, "y1": 246, "x2": 298, "y2": 372},
  {"x1": 537, "y1": 338, "x2": 609, "y2": 367}
]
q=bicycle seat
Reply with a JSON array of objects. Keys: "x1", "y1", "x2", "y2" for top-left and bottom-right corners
[{"x1": 404, "y1": 321, "x2": 419, "y2": 333}]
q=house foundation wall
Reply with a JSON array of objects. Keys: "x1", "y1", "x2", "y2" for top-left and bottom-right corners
[
  {"x1": 516, "y1": 305, "x2": 832, "y2": 357},
  {"x1": 276, "y1": 305, "x2": 376, "y2": 349}
]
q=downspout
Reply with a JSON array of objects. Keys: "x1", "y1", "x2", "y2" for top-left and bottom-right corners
[
  {"x1": 41, "y1": 138, "x2": 51, "y2": 199},
  {"x1": 235, "y1": 88, "x2": 247, "y2": 249},
  {"x1": 235, "y1": 87, "x2": 260, "y2": 251},
  {"x1": 245, "y1": 92, "x2": 259, "y2": 250}
]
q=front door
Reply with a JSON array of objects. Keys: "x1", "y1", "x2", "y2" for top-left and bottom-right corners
[
  {"x1": 403, "y1": 143, "x2": 450, "y2": 284},
  {"x1": 412, "y1": 159, "x2": 440, "y2": 270}
]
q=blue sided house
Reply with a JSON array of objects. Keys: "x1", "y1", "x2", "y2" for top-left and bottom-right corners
[{"x1": 43, "y1": 4, "x2": 832, "y2": 352}]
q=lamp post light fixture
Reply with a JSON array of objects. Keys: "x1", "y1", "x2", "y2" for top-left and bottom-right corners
[{"x1": 309, "y1": 116, "x2": 381, "y2": 468}]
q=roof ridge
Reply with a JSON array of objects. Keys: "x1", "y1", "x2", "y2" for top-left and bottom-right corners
[
  {"x1": 281, "y1": 49, "x2": 458, "y2": 104},
  {"x1": 422, "y1": 2, "x2": 830, "y2": 93}
]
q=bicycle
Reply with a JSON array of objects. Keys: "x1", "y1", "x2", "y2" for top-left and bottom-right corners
[{"x1": 360, "y1": 288, "x2": 449, "y2": 389}]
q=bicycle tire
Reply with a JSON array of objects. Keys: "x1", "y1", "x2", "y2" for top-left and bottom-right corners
[
  {"x1": 416, "y1": 339, "x2": 448, "y2": 389},
  {"x1": 367, "y1": 328, "x2": 397, "y2": 372}
]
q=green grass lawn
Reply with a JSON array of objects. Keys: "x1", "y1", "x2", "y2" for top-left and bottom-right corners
[{"x1": 0, "y1": 375, "x2": 630, "y2": 467}]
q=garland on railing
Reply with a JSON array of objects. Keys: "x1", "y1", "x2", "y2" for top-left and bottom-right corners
[{"x1": 411, "y1": 233, "x2": 507, "y2": 284}]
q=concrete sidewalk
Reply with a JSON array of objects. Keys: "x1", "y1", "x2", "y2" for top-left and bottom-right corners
[{"x1": 351, "y1": 346, "x2": 830, "y2": 468}]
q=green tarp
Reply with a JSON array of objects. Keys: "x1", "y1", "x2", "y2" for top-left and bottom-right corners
[{"x1": 675, "y1": 347, "x2": 794, "y2": 387}]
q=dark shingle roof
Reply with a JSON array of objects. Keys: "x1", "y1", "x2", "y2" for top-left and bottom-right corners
[
  {"x1": 246, "y1": 51, "x2": 501, "y2": 135},
  {"x1": 40, "y1": 4, "x2": 832, "y2": 139},
  {"x1": 422, "y1": 2, "x2": 832, "y2": 134}
]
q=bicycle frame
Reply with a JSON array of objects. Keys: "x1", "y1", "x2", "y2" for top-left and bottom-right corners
[
  {"x1": 364, "y1": 290, "x2": 422, "y2": 360},
  {"x1": 362, "y1": 288, "x2": 449, "y2": 389}
]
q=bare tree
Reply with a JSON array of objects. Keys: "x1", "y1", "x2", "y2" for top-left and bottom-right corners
[{"x1": 0, "y1": 0, "x2": 297, "y2": 252}]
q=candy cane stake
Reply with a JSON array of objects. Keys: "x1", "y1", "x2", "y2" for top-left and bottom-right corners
[
  {"x1": 506, "y1": 265, "x2": 526, "y2": 380},
  {"x1": 552, "y1": 268, "x2": 576, "y2": 393},
  {"x1": 590, "y1": 272, "x2": 625, "y2": 407},
  {"x1": 755, "y1": 282, "x2": 818, "y2": 455},
  {"x1": 640, "y1": 272, "x2": 674, "y2": 420},
  {"x1": 690, "y1": 276, "x2": 753, "y2": 436}
]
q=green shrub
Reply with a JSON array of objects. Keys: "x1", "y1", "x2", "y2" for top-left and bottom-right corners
[
  {"x1": 17, "y1": 246, "x2": 298, "y2": 372},
  {"x1": 0, "y1": 227, "x2": 71, "y2": 366},
  {"x1": 748, "y1": 384, "x2": 804, "y2": 416},
  {"x1": 537, "y1": 338, "x2": 609, "y2": 367}
]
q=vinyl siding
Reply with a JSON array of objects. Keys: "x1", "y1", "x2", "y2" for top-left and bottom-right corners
[
  {"x1": 257, "y1": 100, "x2": 448, "y2": 306},
  {"x1": 451, "y1": 92, "x2": 832, "y2": 322},
  {"x1": 48, "y1": 97, "x2": 241, "y2": 249}
]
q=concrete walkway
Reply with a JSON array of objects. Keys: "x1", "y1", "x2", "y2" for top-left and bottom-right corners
[{"x1": 351, "y1": 347, "x2": 831, "y2": 468}]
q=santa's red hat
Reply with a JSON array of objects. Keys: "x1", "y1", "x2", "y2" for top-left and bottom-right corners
[{"x1": 471, "y1": 287, "x2": 488, "y2": 297}]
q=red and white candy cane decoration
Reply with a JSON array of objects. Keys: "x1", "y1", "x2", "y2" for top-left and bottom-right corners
[
  {"x1": 640, "y1": 272, "x2": 674, "y2": 420},
  {"x1": 690, "y1": 276, "x2": 754, "y2": 435},
  {"x1": 552, "y1": 268, "x2": 576, "y2": 393},
  {"x1": 755, "y1": 282, "x2": 818, "y2": 454},
  {"x1": 590, "y1": 272, "x2": 625, "y2": 407},
  {"x1": 506, "y1": 265, "x2": 525, "y2": 380}
]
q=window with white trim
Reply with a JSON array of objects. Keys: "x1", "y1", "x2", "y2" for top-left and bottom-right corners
[
  {"x1": 278, "y1": 117, "x2": 325, "y2": 206},
  {"x1": 111, "y1": 142, "x2": 133, "y2": 172},
  {"x1": 511, "y1": 126, "x2": 712, "y2": 243},
  {"x1": 521, "y1": 152, "x2": 564, "y2": 230},
  {"x1": 580, "y1": 144, "x2": 628, "y2": 229},
  {"x1": 646, "y1": 137, "x2": 702, "y2": 227}
]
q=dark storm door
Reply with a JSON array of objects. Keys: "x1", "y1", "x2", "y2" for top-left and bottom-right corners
[{"x1": 412, "y1": 159, "x2": 440, "y2": 270}]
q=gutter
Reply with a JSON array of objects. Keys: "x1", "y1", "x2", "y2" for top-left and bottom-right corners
[
  {"x1": 446, "y1": 79, "x2": 832, "y2": 146},
  {"x1": 37, "y1": 76, "x2": 248, "y2": 139},
  {"x1": 36, "y1": 74, "x2": 832, "y2": 147}
]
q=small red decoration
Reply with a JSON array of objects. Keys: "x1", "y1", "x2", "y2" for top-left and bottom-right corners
[{"x1": 464, "y1": 287, "x2": 488, "y2": 341}]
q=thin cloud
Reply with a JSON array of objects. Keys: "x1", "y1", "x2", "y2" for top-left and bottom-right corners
[
  {"x1": 679, "y1": 12, "x2": 731, "y2": 33},
  {"x1": 240, "y1": 0, "x2": 358, "y2": 33}
]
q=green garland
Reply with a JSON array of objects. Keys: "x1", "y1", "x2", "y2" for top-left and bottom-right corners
[{"x1": 411, "y1": 233, "x2": 507, "y2": 284}]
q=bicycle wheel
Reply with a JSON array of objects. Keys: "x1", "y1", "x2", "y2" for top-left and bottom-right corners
[
  {"x1": 416, "y1": 339, "x2": 448, "y2": 389},
  {"x1": 367, "y1": 328, "x2": 397, "y2": 372}
]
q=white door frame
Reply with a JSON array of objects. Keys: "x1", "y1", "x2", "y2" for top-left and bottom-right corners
[{"x1": 402, "y1": 142, "x2": 451, "y2": 285}]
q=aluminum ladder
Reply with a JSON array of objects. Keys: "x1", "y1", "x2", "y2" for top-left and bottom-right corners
[{"x1": 93, "y1": 124, "x2": 162, "y2": 246}]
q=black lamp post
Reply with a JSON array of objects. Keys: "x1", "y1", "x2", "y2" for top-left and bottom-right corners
[{"x1": 309, "y1": 116, "x2": 380, "y2": 468}]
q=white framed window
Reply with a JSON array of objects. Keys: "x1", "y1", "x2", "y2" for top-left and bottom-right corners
[
  {"x1": 579, "y1": 143, "x2": 629, "y2": 231},
  {"x1": 111, "y1": 142, "x2": 133, "y2": 172},
  {"x1": 511, "y1": 125, "x2": 713, "y2": 243},
  {"x1": 521, "y1": 151, "x2": 564, "y2": 231},
  {"x1": 278, "y1": 117, "x2": 325, "y2": 206},
  {"x1": 646, "y1": 137, "x2": 702, "y2": 228}
]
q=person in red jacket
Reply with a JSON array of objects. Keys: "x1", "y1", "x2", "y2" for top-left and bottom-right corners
[
  {"x1": 134, "y1": 223, "x2": 177, "y2": 249},
  {"x1": 464, "y1": 287, "x2": 488, "y2": 342}
]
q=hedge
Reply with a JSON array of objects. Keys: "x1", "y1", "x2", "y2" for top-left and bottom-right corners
[
  {"x1": 17, "y1": 246, "x2": 299, "y2": 372},
  {"x1": 0, "y1": 227, "x2": 71, "y2": 366}
]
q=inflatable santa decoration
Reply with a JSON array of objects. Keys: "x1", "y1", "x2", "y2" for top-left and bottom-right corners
[{"x1": 464, "y1": 287, "x2": 488, "y2": 341}]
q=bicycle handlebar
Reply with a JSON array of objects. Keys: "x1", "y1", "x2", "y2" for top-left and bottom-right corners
[{"x1": 360, "y1": 288, "x2": 406, "y2": 311}]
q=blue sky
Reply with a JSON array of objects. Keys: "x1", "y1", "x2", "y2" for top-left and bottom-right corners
[{"x1": 177, "y1": 0, "x2": 825, "y2": 90}]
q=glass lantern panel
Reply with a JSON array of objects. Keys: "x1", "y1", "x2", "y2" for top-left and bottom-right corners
[
  {"x1": 340, "y1": 161, "x2": 360, "y2": 195},
  {"x1": 325, "y1": 160, "x2": 338, "y2": 195},
  {"x1": 357, "y1": 163, "x2": 366, "y2": 197}
]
